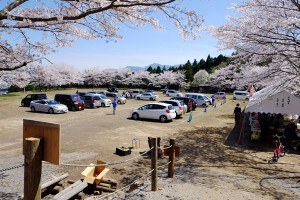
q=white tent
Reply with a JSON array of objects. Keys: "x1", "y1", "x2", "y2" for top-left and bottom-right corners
[{"x1": 245, "y1": 86, "x2": 300, "y2": 115}]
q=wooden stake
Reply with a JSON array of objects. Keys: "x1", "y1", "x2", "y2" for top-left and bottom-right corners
[
  {"x1": 151, "y1": 137, "x2": 157, "y2": 191},
  {"x1": 24, "y1": 137, "x2": 43, "y2": 200},
  {"x1": 168, "y1": 138, "x2": 176, "y2": 178}
]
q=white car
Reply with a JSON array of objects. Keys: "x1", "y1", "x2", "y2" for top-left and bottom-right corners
[
  {"x1": 159, "y1": 100, "x2": 184, "y2": 118},
  {"x1": 130, "y1": 103, "x2": 176, "y2": 122},
  {"x1": 165, "y1": 90, "x2": 183, "y2": 97},
  {"x1": 30, "y1": 99, "x2": 68, "y2": 114},
  {"x1": 213, "y1": 92, "x2": 226, "y2": 99},
  {"x1": 136, "y1": 93, "x2": 158, "y2": 101}
]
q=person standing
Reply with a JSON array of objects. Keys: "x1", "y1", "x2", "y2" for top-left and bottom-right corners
[
  {"x1": 233, "y1": 103, "x2": 241, "y2": 123},
  {"x1": 211, "y1": 95, "x2": 215, "y2": 107},
  {"x1": 112, "y1": 98, "x2": 117, "y2": 115}
]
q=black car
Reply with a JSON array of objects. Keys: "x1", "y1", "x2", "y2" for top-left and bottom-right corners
[
  {"x1": 21, "y1": 93, "x2": 47, "y2": 107},
  {"x1": 54, "y1": 94, "x2": 85, "y2": 111},
  {"x1": 107, "y1": 87, "x2": 119, "y2": 93},
  {"x1": 170, "y1": 97, "x2": 197, "y2": 112}
]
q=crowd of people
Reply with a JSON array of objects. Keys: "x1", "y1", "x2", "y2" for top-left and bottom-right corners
[{"x1": 249, "y1": 112, "x2": 300, "y2": 151}]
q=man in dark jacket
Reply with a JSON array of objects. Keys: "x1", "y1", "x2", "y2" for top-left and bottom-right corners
[{"x1": 233, "y1": 103, "x2": 242, "y2": 123}]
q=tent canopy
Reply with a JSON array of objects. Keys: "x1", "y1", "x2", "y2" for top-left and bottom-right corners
[{"x1": 245, "y1": 86, "x2": 300, "y2": 115}]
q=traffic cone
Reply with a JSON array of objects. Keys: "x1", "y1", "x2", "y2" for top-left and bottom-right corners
[
  {"x1": 204, "y1": 105, "x2": 207, "y2": 112},
  {"x1": 214, "y1": 102, "x2": 216, "y2": 108},
  {"x1": 188, "y1": 112, "x2": 193, "y2": 123}
]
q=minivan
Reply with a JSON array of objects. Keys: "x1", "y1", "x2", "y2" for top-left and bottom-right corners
[
  {"x1": 185, "y1": 93, "x2": 210, "y2": 107},
  {"x1": 105, "y1": 92, "x2": 126, "y2": 104},
  {"x1": 233, "y1": 91, "x2": 250, "y2": 100},
  {"x1": 21, "y1": 93, "x2": 47, "y2": 107},
  {"x1": 54, "y1": 94, "x2": 85, "y2": 111},
  {"x1": 82, "y1": 94, "x2": 102, "y2": 108}
]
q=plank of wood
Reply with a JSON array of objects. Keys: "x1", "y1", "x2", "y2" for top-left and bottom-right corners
[
  {"x1": 53, "y1": 180, "x2": 88, "y2": 200},
  {"x1": 41, "y1": 173, "x2": 69, "y2": 189},
  {"x1": 23, "y1": 119, "x2": 61, "y2": 165}
]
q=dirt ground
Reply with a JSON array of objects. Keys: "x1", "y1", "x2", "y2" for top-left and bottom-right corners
[{"x1": 0, "y1": 89, "x2": 300, "y2": 199}]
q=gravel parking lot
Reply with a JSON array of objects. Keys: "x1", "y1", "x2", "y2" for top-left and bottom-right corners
[{"x1": 1, "y1": 90, "x2": 300, "y2": 199}]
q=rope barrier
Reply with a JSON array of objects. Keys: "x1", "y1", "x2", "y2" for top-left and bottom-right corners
[
  {"x1": 158, "y1": 161, "x2": 171, "y2": 169},
  {"x1": 0, "y1": 163, "x2": 25, "y2": 172},
  {"x1": 88, "y1": 169, "x2": 154, "y2": 200},
  {"x1": 59, "y1": 147, "x2": 154, "y2": 168},
  {"x1": 162, "y1": 145, "x2": 172, "y2": 150}
]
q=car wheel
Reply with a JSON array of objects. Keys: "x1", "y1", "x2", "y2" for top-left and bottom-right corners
[
  {"x1": 160, "y1": 115, "x2": 168, "y2": 123},
  {"x1": 245, "y1": 98, "x2": 249, "y2": 101},
  {"x1": 132, "y1": 113, "x2": 139, "y2": 120},
  {"x1": 202, "y1": 103, "x2": 206, "y2": 107},
  {"x1": 137, "y1": 97, "x2": 140, "y2": 100},
  {"x1": 21, "y1": 102, "x2": 25, "y2": 107},
  {"x1": 233, "y1": 97, "x2": 236, "y2": 100},
  {"x1": 48, "y1": 108, "x2": 54, "y2": 114},
  {"x1": 101, "y1": 103, "x2": 105, "y2": 107},
  {"x1": 150, "y1": 97, "x2": 153, "y2": 101},
  {"x1": 167, "y1": 94, "x2": 170, "y2": 97},
  {"x1": 90, "y1": 104, "x2": 95, "y2": 109},
  {"x1": 118, "y1": 100, "x2": 121, "y2": 104},
  {"x1": 175, "y1": 112, "x2": 180, "y2": 119},
  {"x1": 71, "y1": 106, "x2": 76, "y2": 111},
  {"x1": 30, "y1": 106, "x2": 35, "y2": 112}
]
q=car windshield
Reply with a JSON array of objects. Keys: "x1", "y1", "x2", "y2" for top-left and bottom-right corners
[
  {"x1": 101, "y1": 95, "x2": 107, "y2": 99},
  {"x1": 47, "y1": 100, "x2": 59, "y2": 104},
  {"x1": 179, "y1": 101, "x2": 184, "y2": 106},
  {"x1": 116, "y1": 94, "x2": 122, "y2": 98},
  {"x1": 71, "y1": 95, "x2": 79, "y2": 101}
]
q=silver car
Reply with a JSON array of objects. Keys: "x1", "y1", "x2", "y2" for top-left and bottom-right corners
[
  {"x1": 105, "y1": 92, "x2": 127, "y2": 104},
  {"x1": 159, "y1": 100, "x2": 184, "y2": 118},
  {"x1": 30, "y1": 99, "x2": 68, "y2": 114}
]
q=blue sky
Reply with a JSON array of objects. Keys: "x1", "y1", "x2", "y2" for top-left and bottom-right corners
[{"x1": 47, "y1": 0, "x2": 243, "y2": 70}]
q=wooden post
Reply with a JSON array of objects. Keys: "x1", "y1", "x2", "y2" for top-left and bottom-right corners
[
  {"x1": 168, "y1": 138, "x2": 176, "y2": 178},
  {"x1": 151, "y1": 137, "x2": 157, "y2": 191},
  {"x1": 24, "y1": 137, "x2": 43, "y2": 200}
]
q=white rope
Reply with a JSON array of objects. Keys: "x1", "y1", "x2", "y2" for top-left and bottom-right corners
[
  {"x1": 88, "y1": 169, "x2": 154, "y2": 200},
  {"x1": 158, "y1": 161, "x2": 171, "y2": 169},
  {"x1": 58, "y1": 147, "x2": 153, "y2": 168},
  {"x1": 162, "y1": 145, "x2": 172, "y2": 150}
]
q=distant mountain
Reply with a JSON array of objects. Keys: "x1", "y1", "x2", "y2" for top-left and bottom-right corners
[{"x1": 126, "y1": 63, "x2": 183, "y2": 72}]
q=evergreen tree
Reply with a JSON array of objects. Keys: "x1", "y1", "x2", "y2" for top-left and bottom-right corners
[
  {"x1": 162, "y1": 66, "x2": 167, "y2": 72},
  {"x1": 183, "y1": 60, "x2": 193, "y2": 83},
  {"x1": 205, "y1": 54, "x2": 213, "y2": 72},
  {"x1": 146, "y1": 66, "x2": 154, "y2": 73},
  {"x1": 155, "y1": 66, "x2": 162, "y2": 74}
]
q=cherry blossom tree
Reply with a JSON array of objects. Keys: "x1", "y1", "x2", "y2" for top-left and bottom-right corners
[
  {"x1": 0, "y1": 0, "x2": 203, "y2": 71},
  {"x1": 191, "y1": 70, "x2": 209, "y2": 86},
  {"x1": 208, "y1": 0, "x2": 300, "y2": 93}
]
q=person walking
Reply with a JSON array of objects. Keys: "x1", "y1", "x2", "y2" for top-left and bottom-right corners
[
  {"x1": 233, "y1": 103, "x2": 241, "y2": 123},
  {"x1": 112, "y1": 98, "x2": 117, "y2": 115}
]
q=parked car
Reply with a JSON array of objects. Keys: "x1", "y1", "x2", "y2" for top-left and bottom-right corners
[
  {"x1": 135, "y1": 92, "x2": 158, "y2": 101},
  {"x1": 54, "y1": 94, "x2": 85, "y2": 111},
  {"x1": 203, "y1": 95, "x2": 213, "y2": 105},
  {"x1": 82, "y1": 94, "x2": 102, "y2": 108},
  {"x1": 159, "y1": 100, "x2": 184, "y2": 118},
  {"x1": 233, "y1": 90, "x2": 250, "y2": 100},
  {"x1": 0, "y1": 90, "x2": 8, "y2": 95},
  {"x1": 144, "y1": 90, "x2": 156, "y2": 95},
  {"x1": 21, "y1": 93, "x2": 47, "y2": 107},
  {"x1": 170, "y1": 97, "x2": 196, "y2": 112},
  {"x1": 165, "y1": 90, "x2": 183, "y2": 97},
  {"x1": 95, "y1": 94, "x2": 112, "y2": 107},
  {"x1": 125, "y1": 90, "x2": 143, "y2": 98},
  {"x1": 213, "y1": 92, "x2": 226, "y2": 99},
  {"x1": 185, "y1": 93, "x2": 210, "y2": 107},
  {"x1": 88, "y1": 91, "x2": 106, "y2": 95},
  {"x1": 105, "y1": 92, "x2": 126, "y2": 104},
  {"x1": 30, "y1": 99, "x2": 68, "y2": 114},
  {"x1": 130, "y1": 103, "x2": 176, "y2": 122},
  {"x1": 107, "y1": 87, "x2": 119, "y2": 93}
]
